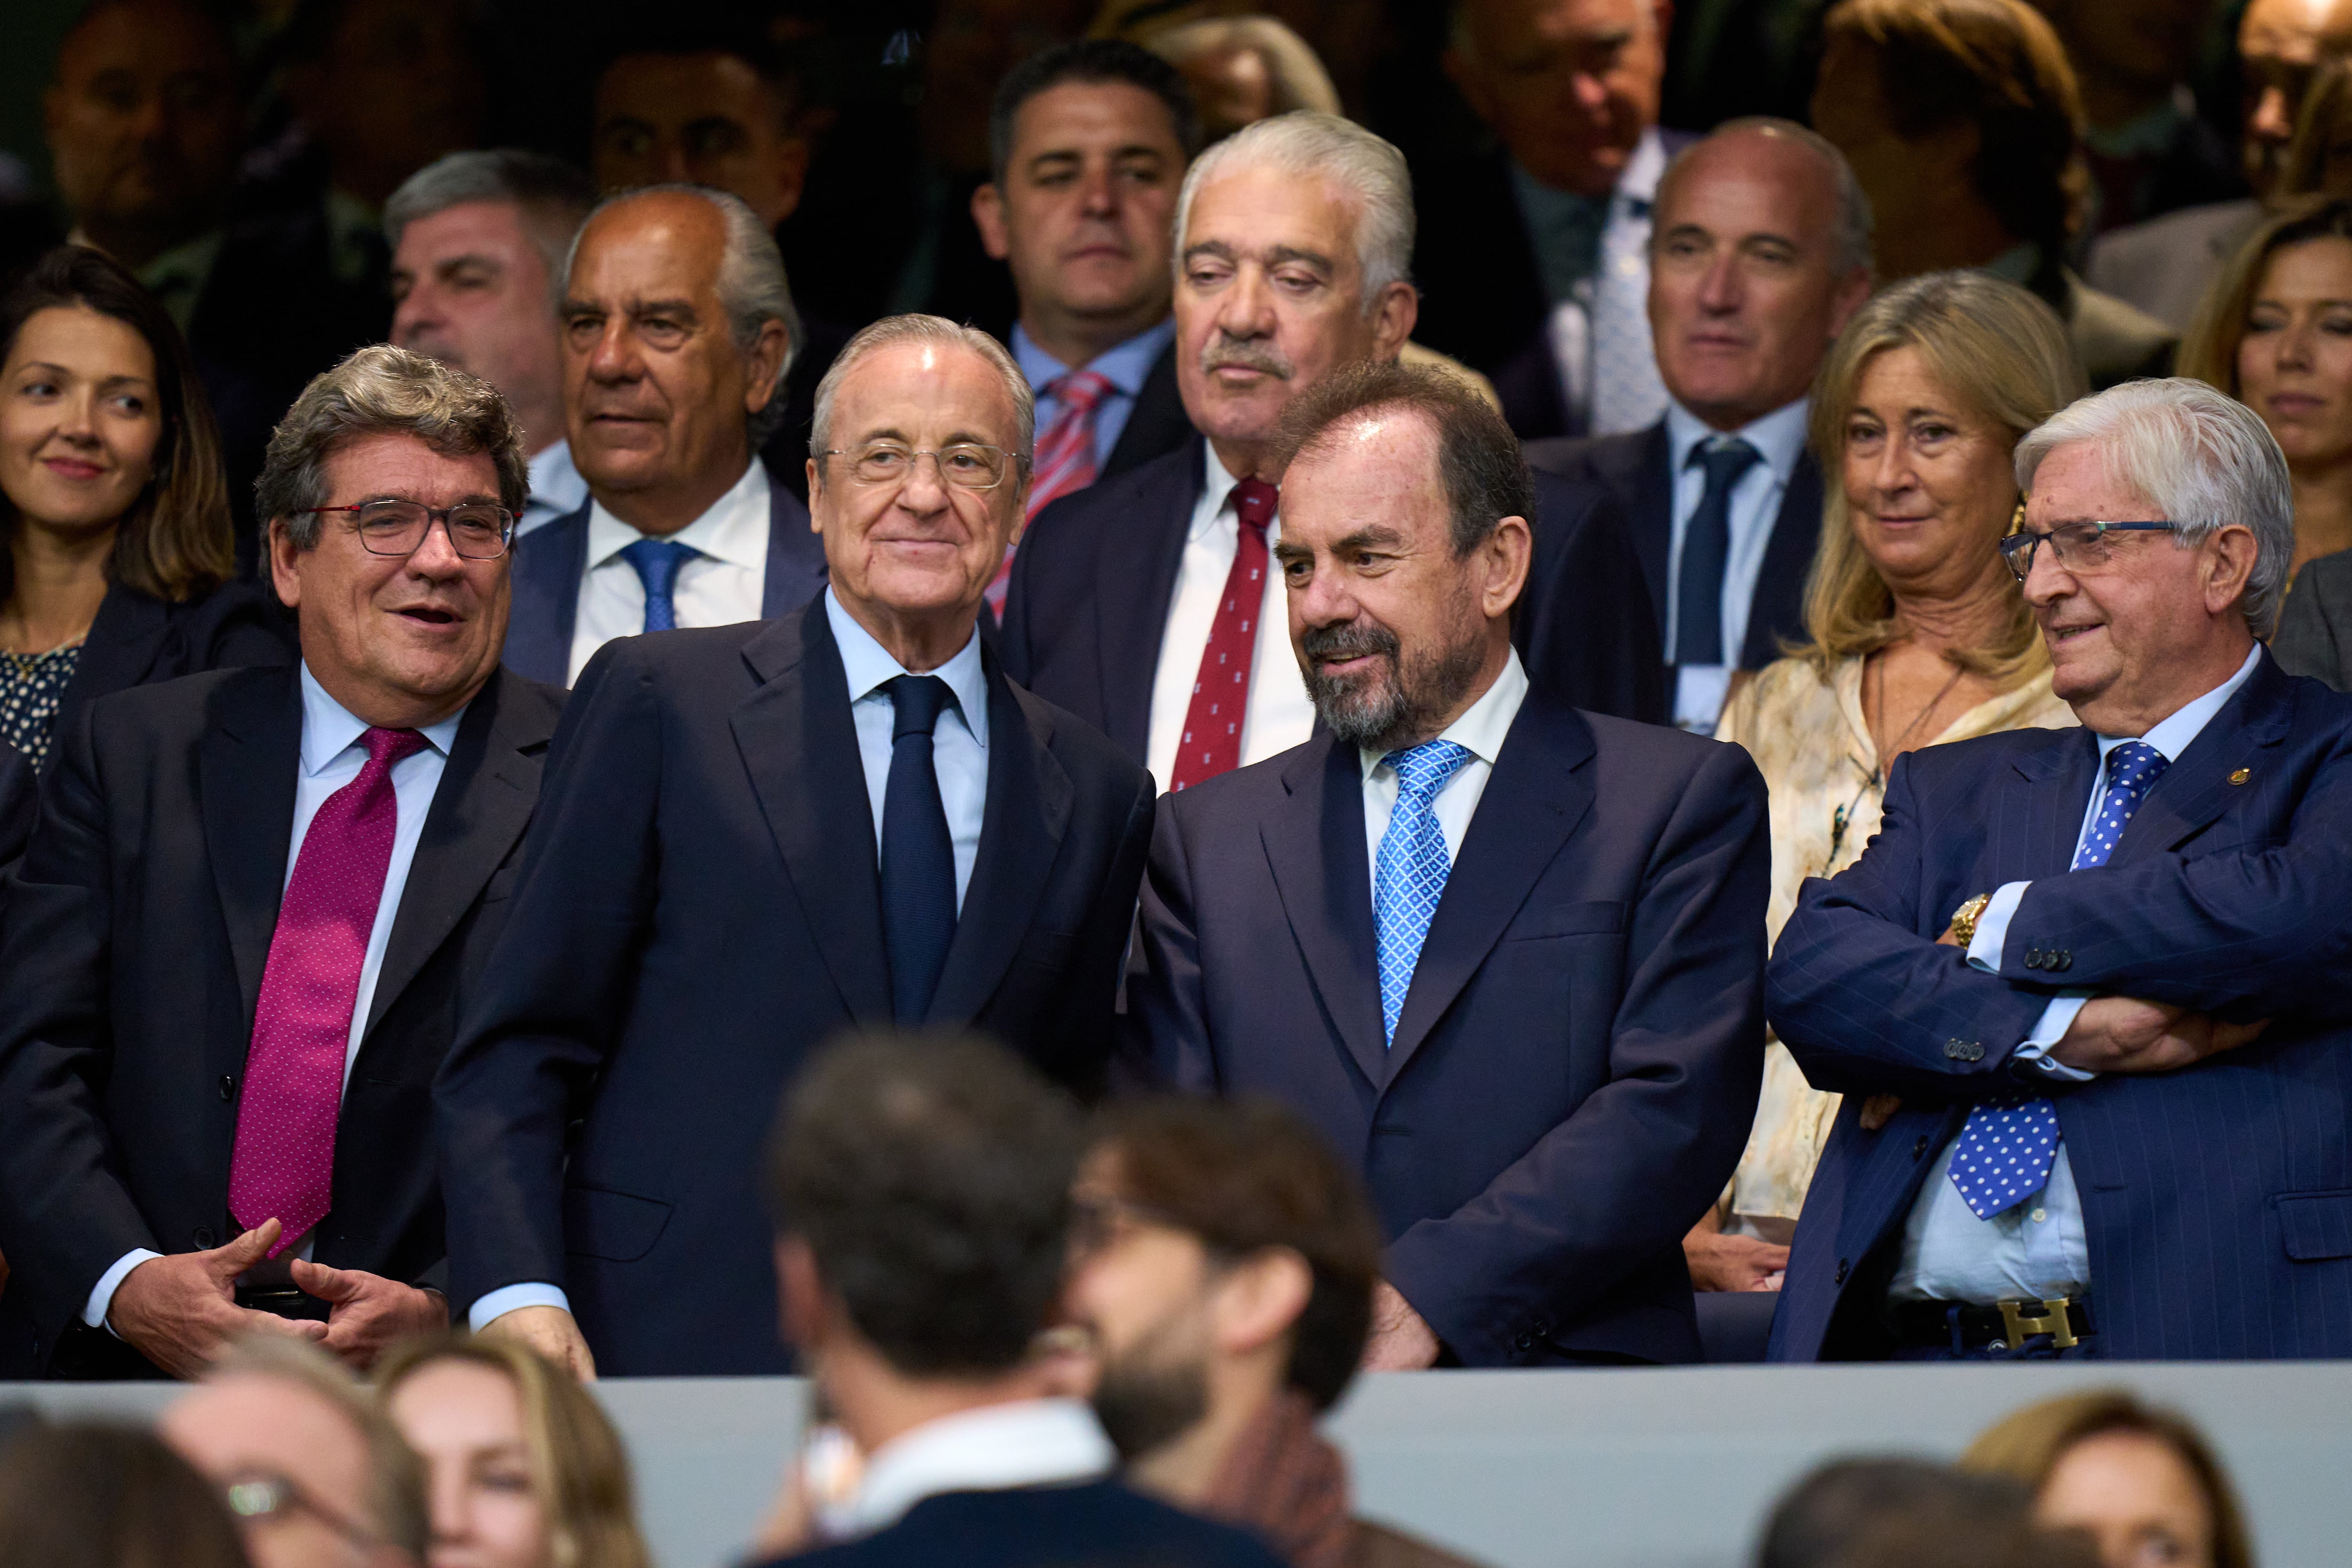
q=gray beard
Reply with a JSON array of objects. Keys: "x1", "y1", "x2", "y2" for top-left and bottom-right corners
[{"x1": 1302, "y1": 615, "x2": 1492, "y2": 756}]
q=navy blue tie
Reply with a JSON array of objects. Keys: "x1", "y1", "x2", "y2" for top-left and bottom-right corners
[
  {"x1": 1674, "y1": 438, "x2": 1761, "y2": 666},
  {"x1": 619, "y1": 538, "x2": 697, "y2": 633},
  {"x1": 881, "y1": 675, "x2": 957, "y2": 1026}
]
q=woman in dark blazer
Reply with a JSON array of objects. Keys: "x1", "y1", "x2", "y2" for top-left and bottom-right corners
[{"x1": 0, "y1": 246, "x2": 290, "y2": 772}]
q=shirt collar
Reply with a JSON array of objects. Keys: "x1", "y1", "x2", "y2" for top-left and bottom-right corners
[
  {"x1": 1663, "y1": 395, "x2": 1810, "y2": 485},
  {"x1": 827, "y1": 1399, "x2": 1114, "y2": 1539},
  {"x1": 525, "y1": 438, "x2": 588, "y2": 518},
  {"x1": 1617, "y1": 127, "x2": 1670, "y2": 208},
  {"x1": 2096, "y1": 642, "x2": 2263, "y2": 763},
  {"x1": 1011, "y1": 317, "x2": 1175, "y2": 399},
  {"x1": 823, "y1": 586, "x2": 990, "y2": 749},
  {"x1": 1358, "y1": 646, "x2": 1529, "y2": 781},
  {"x1": 586, "y1": 459, "x2": 771, "y2": 572},
  {"x1": 1189, "y1": 441, "x2": 1255, "y2": 543},
  {"x1": 297, "y1": 661, "x2": 463, "y2": 777}
]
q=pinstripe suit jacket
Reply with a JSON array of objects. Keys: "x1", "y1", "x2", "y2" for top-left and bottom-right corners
[{"x1": 1766, "y1": 651, "x2": 2352, "y2": 1360}]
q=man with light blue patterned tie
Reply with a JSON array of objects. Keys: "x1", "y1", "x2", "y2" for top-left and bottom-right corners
[
  {"x1": 1130, "y1": 359, "x2": 1771, "y2": 1371},
  {"x1": 1768, "y1": 379, "x2": 2352, "y2": 1363}
]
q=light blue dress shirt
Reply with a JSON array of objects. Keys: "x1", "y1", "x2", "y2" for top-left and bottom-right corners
[
  {"x1": 86, "y1": 666, "x2": 464, "y2": 1329},
  {"x1": 1662, "y1": 397, "x2": 1810, "y2": 734},
  {"x1": 1012, "y1": 318, "x2": 1175, "y2": 474},
  {"x1": 1892, "y1": 644, "x2": 2264, "y2": 1304}
]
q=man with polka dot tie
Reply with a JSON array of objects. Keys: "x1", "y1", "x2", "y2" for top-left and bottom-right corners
[{"x1": 1768, "y1": 379, "x2": 2352, "y2": 1363}]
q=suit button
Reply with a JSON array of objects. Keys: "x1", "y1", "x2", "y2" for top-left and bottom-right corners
[
  {"x1": 2053, "y1": 952, "x2": 2072, "y2": 972},
  {"x1": 2025, "y1": 949, "x2": 2044, "y2": 970},
  {"x1": 1514, "y1": 1333, "x2": 1534, "y2": 1351},
  {"x1": 218, "y1": 1075, "x2": 236, "y2": 1102},
  {"x1": 1912, "y1": 1135, "x2": 1929, "y2": 1161},
  {"x1": 1833, "y1": 1258, "x2": 1850, "y2": 1285},
  {"x1": 192, "y1": 1226, "x2": 216, "y2": 1248},
  {"x1": 1943, "y1": 1039, "x2": 1984, "y2": 1061}
]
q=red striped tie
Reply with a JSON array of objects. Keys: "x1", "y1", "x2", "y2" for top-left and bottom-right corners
[
  {"x1": 987, "y1": 370, "x2": 1112, "y2": 613},
  {"x1": 1169, "y1": 477, "x2": 1280, "y2": 792}
]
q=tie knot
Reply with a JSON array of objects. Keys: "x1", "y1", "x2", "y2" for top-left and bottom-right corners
[
  {"x1": 1232, "y1": 477, "x2": 1279, "y2": 535},
  {"x1": 619, "y1": 537, "x2": 697, "y2": 599},
  {"x1": 887, "y1": 674, "x2": 954, "y2": 740},
  {"x1": 362, "y1": 726, "x2": 427, "y2": 770},
  {"x1": 1383, "y1": 740, "x2": 1474, "y2": 804},
  {"x1": 2105, "y1": 739, "x2": 2169, "y2": 796},
  {"x1": 1690, "y1": 436, "x2": 1762, "y2": 491},
  {"x1": 1051, "y1": 369, "x2": 1114, "y2": 414}
]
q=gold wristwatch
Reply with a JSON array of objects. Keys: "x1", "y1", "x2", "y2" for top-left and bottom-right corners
[{"x1": 1948, "y1": 892, "x2": 1992, "y2": 947}]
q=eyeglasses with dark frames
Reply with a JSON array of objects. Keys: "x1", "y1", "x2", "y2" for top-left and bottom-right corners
[
  {"x1": 296, "y1": 500, "x2": 517, "y2": 560},
  {"x1": 1998, "y1": 520, "x2": 2185, "y2": 583},
  {"x1": 817, "y1": 442, "x2": 1025, "y2": 492}
]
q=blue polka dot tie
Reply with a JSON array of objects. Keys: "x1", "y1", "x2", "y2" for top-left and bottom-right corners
[
  {"x1": 1374, "y1": 741, "x2": 1475, "y2": 1048},
  {"x1": 620, "y1": 537, "x2": 698, "y2": 633},
  {"x1": 1948, "y1": 739, "x2": 2169, "y2": 1220}
]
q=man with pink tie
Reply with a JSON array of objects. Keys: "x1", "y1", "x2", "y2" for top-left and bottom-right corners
[{"x1": 0, "y1": 345, "x2": 564, "y2": 1378}]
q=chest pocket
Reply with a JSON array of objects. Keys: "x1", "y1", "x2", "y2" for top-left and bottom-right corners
[{"x1": 1510, "y1": 899, "x2": 1626, "y2": 940}]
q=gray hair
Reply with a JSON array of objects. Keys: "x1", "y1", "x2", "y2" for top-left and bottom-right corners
[
  {"x1": 1174, "y1": 111, "x2": 1415, "y2": 307},
  {"x1": 809, "y1": 314, "x2": 1035, "y2": 465},
  {"x1": 564, "y1": 184, "x2": 803, "y2": 446},
  {"x1": 206, "y1": 1335, "x2": 428, "y2": 1562},
  {"x1": 2014, "y1": 378, "x2": 2295, "y2": 638},
  {"x1": 1657, "y1": 116, "x2": 1875, "y2": 279},
  {"x1": 257, "y1": 343, "x2": 528, "y2": 543},
  {"x1": 382, "y1": 148, "x2": 598, "y2": 282}
]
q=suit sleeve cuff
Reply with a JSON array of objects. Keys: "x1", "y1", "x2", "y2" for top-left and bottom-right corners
[
  {"x1": 2013, "y1": 995, "x2": 2097, "y2": 1082},
  {"x1": 1964, "y1": 882, "x2": 2031, "y2": 971},
  {"x1": 468, "y1": 1282, "x2": 571, "y2": 1333},
  {"x1": 86, "y1": 1249, "x2": 163, "y2": 1332}
]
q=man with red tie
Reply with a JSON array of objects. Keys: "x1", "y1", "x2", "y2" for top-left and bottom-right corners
[{"x1": 0, "y1": 345, "x2": 565, "y2": 1378}]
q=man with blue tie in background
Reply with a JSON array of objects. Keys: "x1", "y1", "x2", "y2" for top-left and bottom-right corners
[
  {"x1": 1128, "y1": 359, "x2": 1769, "y2": 1369},
  {"x1": 1770, "y1": 379, "x2": 2352, "y2": 1361},
  {"x1": 501, "y1": 185, "x2": 827, "y2": 685},
  {"x1": 438, "y1": 315, "x2": 1155, "y2": 1378}
]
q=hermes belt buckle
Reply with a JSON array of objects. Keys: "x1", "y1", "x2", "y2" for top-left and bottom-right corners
[{"x1": 1996, "y1": 1295, "x2": 2078, "y2": 1350}]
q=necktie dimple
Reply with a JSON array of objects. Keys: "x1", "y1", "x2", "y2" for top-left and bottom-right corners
[
  {"x1": 1169, "y1": 477, "x2": 1280, "y2": 793},
  {"x1": 229, "y1": 725, "x2": 426, "y2": 1256},
  {"x1": 620, "y1": 537, "x2": 698, "y2": 633},
  {"x1": 1948, "y1": 740, "x2": 2171, "y2": 1221},
  {"x1": 986, "y1": 370, "x2": 1113, "y2": 614},
  {"x1": 1374, "y1": 740, "x2": 1476, "y2": 1047},
  {"x1": 1673, "y1": 437, "x2": 1762, "y2": 667},
  {"x1": 881, "y1": 675, "x2": 958, "y2": 1026}
]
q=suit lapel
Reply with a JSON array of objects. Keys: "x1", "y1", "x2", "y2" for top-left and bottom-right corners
[
  {"x1": 1742, "y1": 451, "x2": 1822, "y2": 669},
  {"x1": 360, "y1": 671, "x2": 554, "y2": 1040},
  {"x1": 55, "y1": 585, "x2": 168, "y2": 725},
  {"x1": 1620, "y1": 422, "x2": 1673, "y2": 617},
  {"x1": 2114, "y1": 653, "x2": 2295, "y2": 861},
  {"x1": 731, "y1": 606, "x2": 893, "y2": 1025},
  {"x1": 198, "y1": 668, "x2": 302, "y2": 1035},
  {"x1": 1101, "y1": 340, "x2": 1188, "y2": 480},
  {"x1": 1095, "y1": 439, "x2": 1204, "y2": 761},
  {"x1": 759, "y1": 482, "x2": 828, "y2": 617},
  {"x1": 1385, "y1": 694, "x2": 1598, "y2": 1080},
  {"x1": 1261, "y1": 737, "x2": 1387, "y2": 1089},
  {"x1": 2005, "y1": 728, "x2": 2100, "y2": 882},
  {"x1": 504, "y1": 502, "x2": 589, "y2": 685},
  {"x1": 928, "y1": 668, "x2": 1073, "y2": 1024}
]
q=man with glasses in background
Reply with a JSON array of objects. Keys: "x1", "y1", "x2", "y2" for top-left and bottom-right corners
[
  {"x1": 0, "y1": 346, "x2": 564, "y2": 1380},
  {"x1": 437, "y1": 316, "x2": 1154, "y2": 1378}
]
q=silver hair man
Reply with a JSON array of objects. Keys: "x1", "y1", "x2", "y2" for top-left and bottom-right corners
[
  {"x1": 810, "y1": 314, "x2": 1036, "y2": 465},
  {"x1": 1173, "y1": 111, "x2": 1415, "y2": 309},
  {"x1": 385, "y1": 149, "x2": 599, "y2": 285}
]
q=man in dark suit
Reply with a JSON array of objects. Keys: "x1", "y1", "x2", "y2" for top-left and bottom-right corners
[
  {"x1": 1529, "y1": 119, "x2": 1874, "y2": 736},
  {"x1": 0, "y1": 346, "x2": 562, "y2": 1379},
  {"x1": 503, "y1": 185, "x2": 826, "y2": 687},
  {"x1": 437, "y1": 316, "x2": 1156, "y2": 1378},
  {"x1": 1002, "y1": 111, "x2": 1663, "y2": 788},
  {"x1": 1129, "y1": 360, "x2": 1769, "y2": 1368},
  {"x1": 1769, "y1": 379, "x2": 2352, "y2": 1361}
]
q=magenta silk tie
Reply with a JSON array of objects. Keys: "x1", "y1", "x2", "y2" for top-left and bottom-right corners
[{"x1": 228, "y1": 725, "x2": 425, "y2": 1256}]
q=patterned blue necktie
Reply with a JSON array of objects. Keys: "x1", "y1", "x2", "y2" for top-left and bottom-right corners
[
  {"x1": 619, "y1": 537, "x2": 698, "y2": 633},
  {"x1": 1948, "y1": 740, "x2": 2170, "y2": 1220},
  {"x1": 1374, "y1": 740, "x2": 1475, "y2": 1047}
]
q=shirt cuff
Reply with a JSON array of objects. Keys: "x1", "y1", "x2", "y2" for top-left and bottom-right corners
[
  {"x1": 1964, "y1": 881, "x2": 2031, "y2": 971},
  {"x1": 468, "y1": 1282, "x2": 571, "y2": 1333},
  {"x1": 2013, "y1": 995, "x2": 2097, "y2": 1082},
  {"x1": 85, "y1": 1249, "x2": 163, "y2": 1331}
]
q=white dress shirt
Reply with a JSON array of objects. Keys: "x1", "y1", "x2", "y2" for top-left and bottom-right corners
[
  {"x1": 567, "y1": 459, "x2": 772, "y2": 682},
  {"x1": 1661, "y1": 397, "x2": 1811, "y2": 734},
  {"x1": 1892, "y1": 643, "x2": 2263, "y2": 1305},
  {"x1": 1144, "y1": 444, "x2": 1318, "y2": 790},
  {"x1": 1359, "y1": 649, "x2": 1529, "y2": 897},
  {"x1": 820, "y1": 1398, "x2": 1115, "y2": 1542},
  {"x1": 520, "y1": 438, "x2": 588, "y2": 538},
  {"x1": 85, "y1": 665, "x2": 465, "y2": 1330}
]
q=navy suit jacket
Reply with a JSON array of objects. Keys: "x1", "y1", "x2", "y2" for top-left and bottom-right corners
[
  {"x1": 47, "y1": 579, "x2": 294, "y2": 769},
  {"x1": 1767, "y1": 652, "x2": 2352, "y2": 1360},
  {"x1": 998, "y1": 435, "x2": 1666, "y2": 767},
  {"x1": 437, "y1": 603, "x2": 1156, "y2": 1375},
  {"x1": 763, "y1": 1480, "x2": 1287, "y2": 1568},
  {"x1": 501, "y1": 481, "x2": 827, "y2": 685},
  {"x1": 1526, "y1": 418, "x2": 1822, "y2": 676},
  {"x1": 1128, "y1": 684, "x2": 1769, "y2": 1365},
  {"x1": 0, "y1": 741, "x2": 29, "y2": 886}
]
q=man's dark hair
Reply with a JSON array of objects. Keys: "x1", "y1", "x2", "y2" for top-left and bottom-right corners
[
  {"x1": 1090, "y1": 1095, "x2": 1383, "y2": 1411},
  {"x1": 593, "y1": 16, "x2": 806, "y2": 129},
  {"x1": 988, "y1": 40, "x2": 1202, "y2": 186},
  {"x1": 1757, "y1": 1457, "x2": 2091, "y2": 1568},
  {"x1": 767, "y1": 1034, "x2": 1084, "y2": 1377},
  {"x1": 1270, "y1": 359, "x2": 1536, "y2": 558}
]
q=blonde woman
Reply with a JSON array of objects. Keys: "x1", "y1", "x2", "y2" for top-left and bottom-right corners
[{"x1": 1688, "y1": 271, "x2": 2087, "y2": 1293}]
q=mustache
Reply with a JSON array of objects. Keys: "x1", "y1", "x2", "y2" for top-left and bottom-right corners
[
  {"x1": 1300, "y1": 620, "x2": 1398, "y2": 665},
  {"x1": 1200, "y1": 334, "x2": 1294, "y2": 379}
]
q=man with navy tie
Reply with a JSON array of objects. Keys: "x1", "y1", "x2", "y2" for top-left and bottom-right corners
[
  {"x1": 437, "y1": 316, "x2": 1155, "y2": 1378},
  {"x1": 1769, "y1": 379, "x2": 2352, "y2": 1361},
  {"x1": 501, "y1": 184, "x2": 827, "y2": 686},
  {"x1": 1128, "y1": 359, "x2": 1769, "y2": 1368}
]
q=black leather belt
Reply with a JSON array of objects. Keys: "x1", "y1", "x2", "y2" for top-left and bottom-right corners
[{"x1": 1889, "y1": 1295, "x2": 2093, "y2": 1352}]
